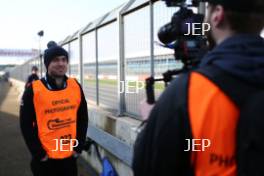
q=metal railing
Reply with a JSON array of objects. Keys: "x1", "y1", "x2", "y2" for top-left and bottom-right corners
[{"x1": 10, "y1": 0, "x2": 191, "y2": 118}]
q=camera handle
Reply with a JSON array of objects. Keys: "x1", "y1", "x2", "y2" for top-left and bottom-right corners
[{"x1": 145, "y1": 68, "x2": 186, "y2": 104}]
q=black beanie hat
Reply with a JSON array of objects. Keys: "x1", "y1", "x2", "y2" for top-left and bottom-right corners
[{"x1": 44, "y1": 41, "x2": 68, "y2": 69}]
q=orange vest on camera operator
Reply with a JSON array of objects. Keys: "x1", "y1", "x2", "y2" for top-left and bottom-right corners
[
  {"x1": 189, "y1": 72, "x2": 239, "y2": 175},
  {"x1": 32, "y1": 78, "x2": 81, "y2": 159}
]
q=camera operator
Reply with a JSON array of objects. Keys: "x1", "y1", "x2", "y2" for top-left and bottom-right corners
[{"x1": 133, "y1": 0, "x2": 264, "y2": 175}]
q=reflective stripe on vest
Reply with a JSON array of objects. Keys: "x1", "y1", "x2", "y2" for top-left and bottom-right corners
[
  {"x1": 189, "y1": 72, "x2": 239, "y2": 176},
  {"x1": 32, "y1": 78, "x2": 81, "y2": 159}
]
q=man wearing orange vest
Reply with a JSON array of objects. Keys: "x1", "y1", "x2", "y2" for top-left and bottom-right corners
[
  {"x1": 20, "y1": 41, "x2": 88, "y2": 176},
  {"x1": 133, "y1": 0, "x2": 264, "y2": 175}
]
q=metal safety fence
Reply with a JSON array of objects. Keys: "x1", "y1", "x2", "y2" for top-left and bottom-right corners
[{"x1": 10, "y1": 0, "x2": 190, "y2": 119}]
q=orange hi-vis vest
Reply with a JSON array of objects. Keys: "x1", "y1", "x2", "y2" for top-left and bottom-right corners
[
  {"x1": 189, "y1": 72, "x2": 239, "y2": 176},
  {"x1": 32, "y1": 78, "x2": 81, "y2": 159}
]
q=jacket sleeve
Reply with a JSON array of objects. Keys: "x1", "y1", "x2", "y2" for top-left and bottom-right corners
[
  {"x1": 132, "y1": 75, "x2": 193, "y2": 176},
  {"x1": 25, "y1": 75, "x2": 31, "y2": 88},
  {"x1": 19, "y1": 85, "x2": 46, "y2": 160},
  {"x1": 74, "y1": 84, "x2": 88, "y2": 153}
]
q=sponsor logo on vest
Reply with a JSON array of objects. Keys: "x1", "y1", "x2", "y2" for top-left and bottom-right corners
[
  {"x1": 210, "y1": 154, "x2": 235, "y2": 167},
  {"x1": 47, "y1": 118, "x2": 75, "y2": 130}
]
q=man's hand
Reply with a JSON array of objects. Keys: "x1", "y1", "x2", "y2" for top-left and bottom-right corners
[{"x1": 139, "y1": 99, "x2": 155, "y2": 120}]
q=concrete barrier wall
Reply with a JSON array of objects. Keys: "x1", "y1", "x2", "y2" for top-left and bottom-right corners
[
  {"x1": 11, "y1": 78, "x2": 141, "y2": 176},
  {"x1": 10, "y1": 78, "x2": 25, "y2": 102},
  {"x1": 82, "y1": 104, "x2": 141, "y2": 175}
]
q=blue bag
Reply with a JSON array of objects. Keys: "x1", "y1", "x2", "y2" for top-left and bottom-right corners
[
  {"x1": 100, "y1": 157, "x2": 118, "y2": 176},
  {"x1": 84, "y1": 138, "x2": 119, "y2": 176}
]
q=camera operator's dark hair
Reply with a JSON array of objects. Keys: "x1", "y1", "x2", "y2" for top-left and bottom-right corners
[
  {"x1": 226, "y1": 11, "x2": 264, "y2": 33},
  {"x1": 209, "y1": 3, "x2": 264, "y2": 34}
]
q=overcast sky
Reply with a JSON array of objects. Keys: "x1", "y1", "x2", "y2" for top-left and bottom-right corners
[
  {"x1": 0, "y1": 0, "x2": 127, "y2": 50},
  {"x1": 0, "y1": 0, "x2": 263, "y2": 65}
]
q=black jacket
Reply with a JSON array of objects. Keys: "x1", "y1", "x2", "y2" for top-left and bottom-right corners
[
  {"x1": 20, "y1": 73, "x2": 88, "y2": 160},
  {"x1": 25, "y1": 73, "x2": 39, "y2": 88},
  {"x1": 132, "y1": 34, "x2": 264, "y2": 175}
]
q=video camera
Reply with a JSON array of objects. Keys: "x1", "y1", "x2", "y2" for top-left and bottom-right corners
[{"x1": 146, "y1": 0, "x2": 208, "y2": 104}]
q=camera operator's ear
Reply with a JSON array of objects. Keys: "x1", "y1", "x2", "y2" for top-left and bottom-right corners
[{"x1": 210, "y1": 5, "x2": 225, "y2": 28}]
